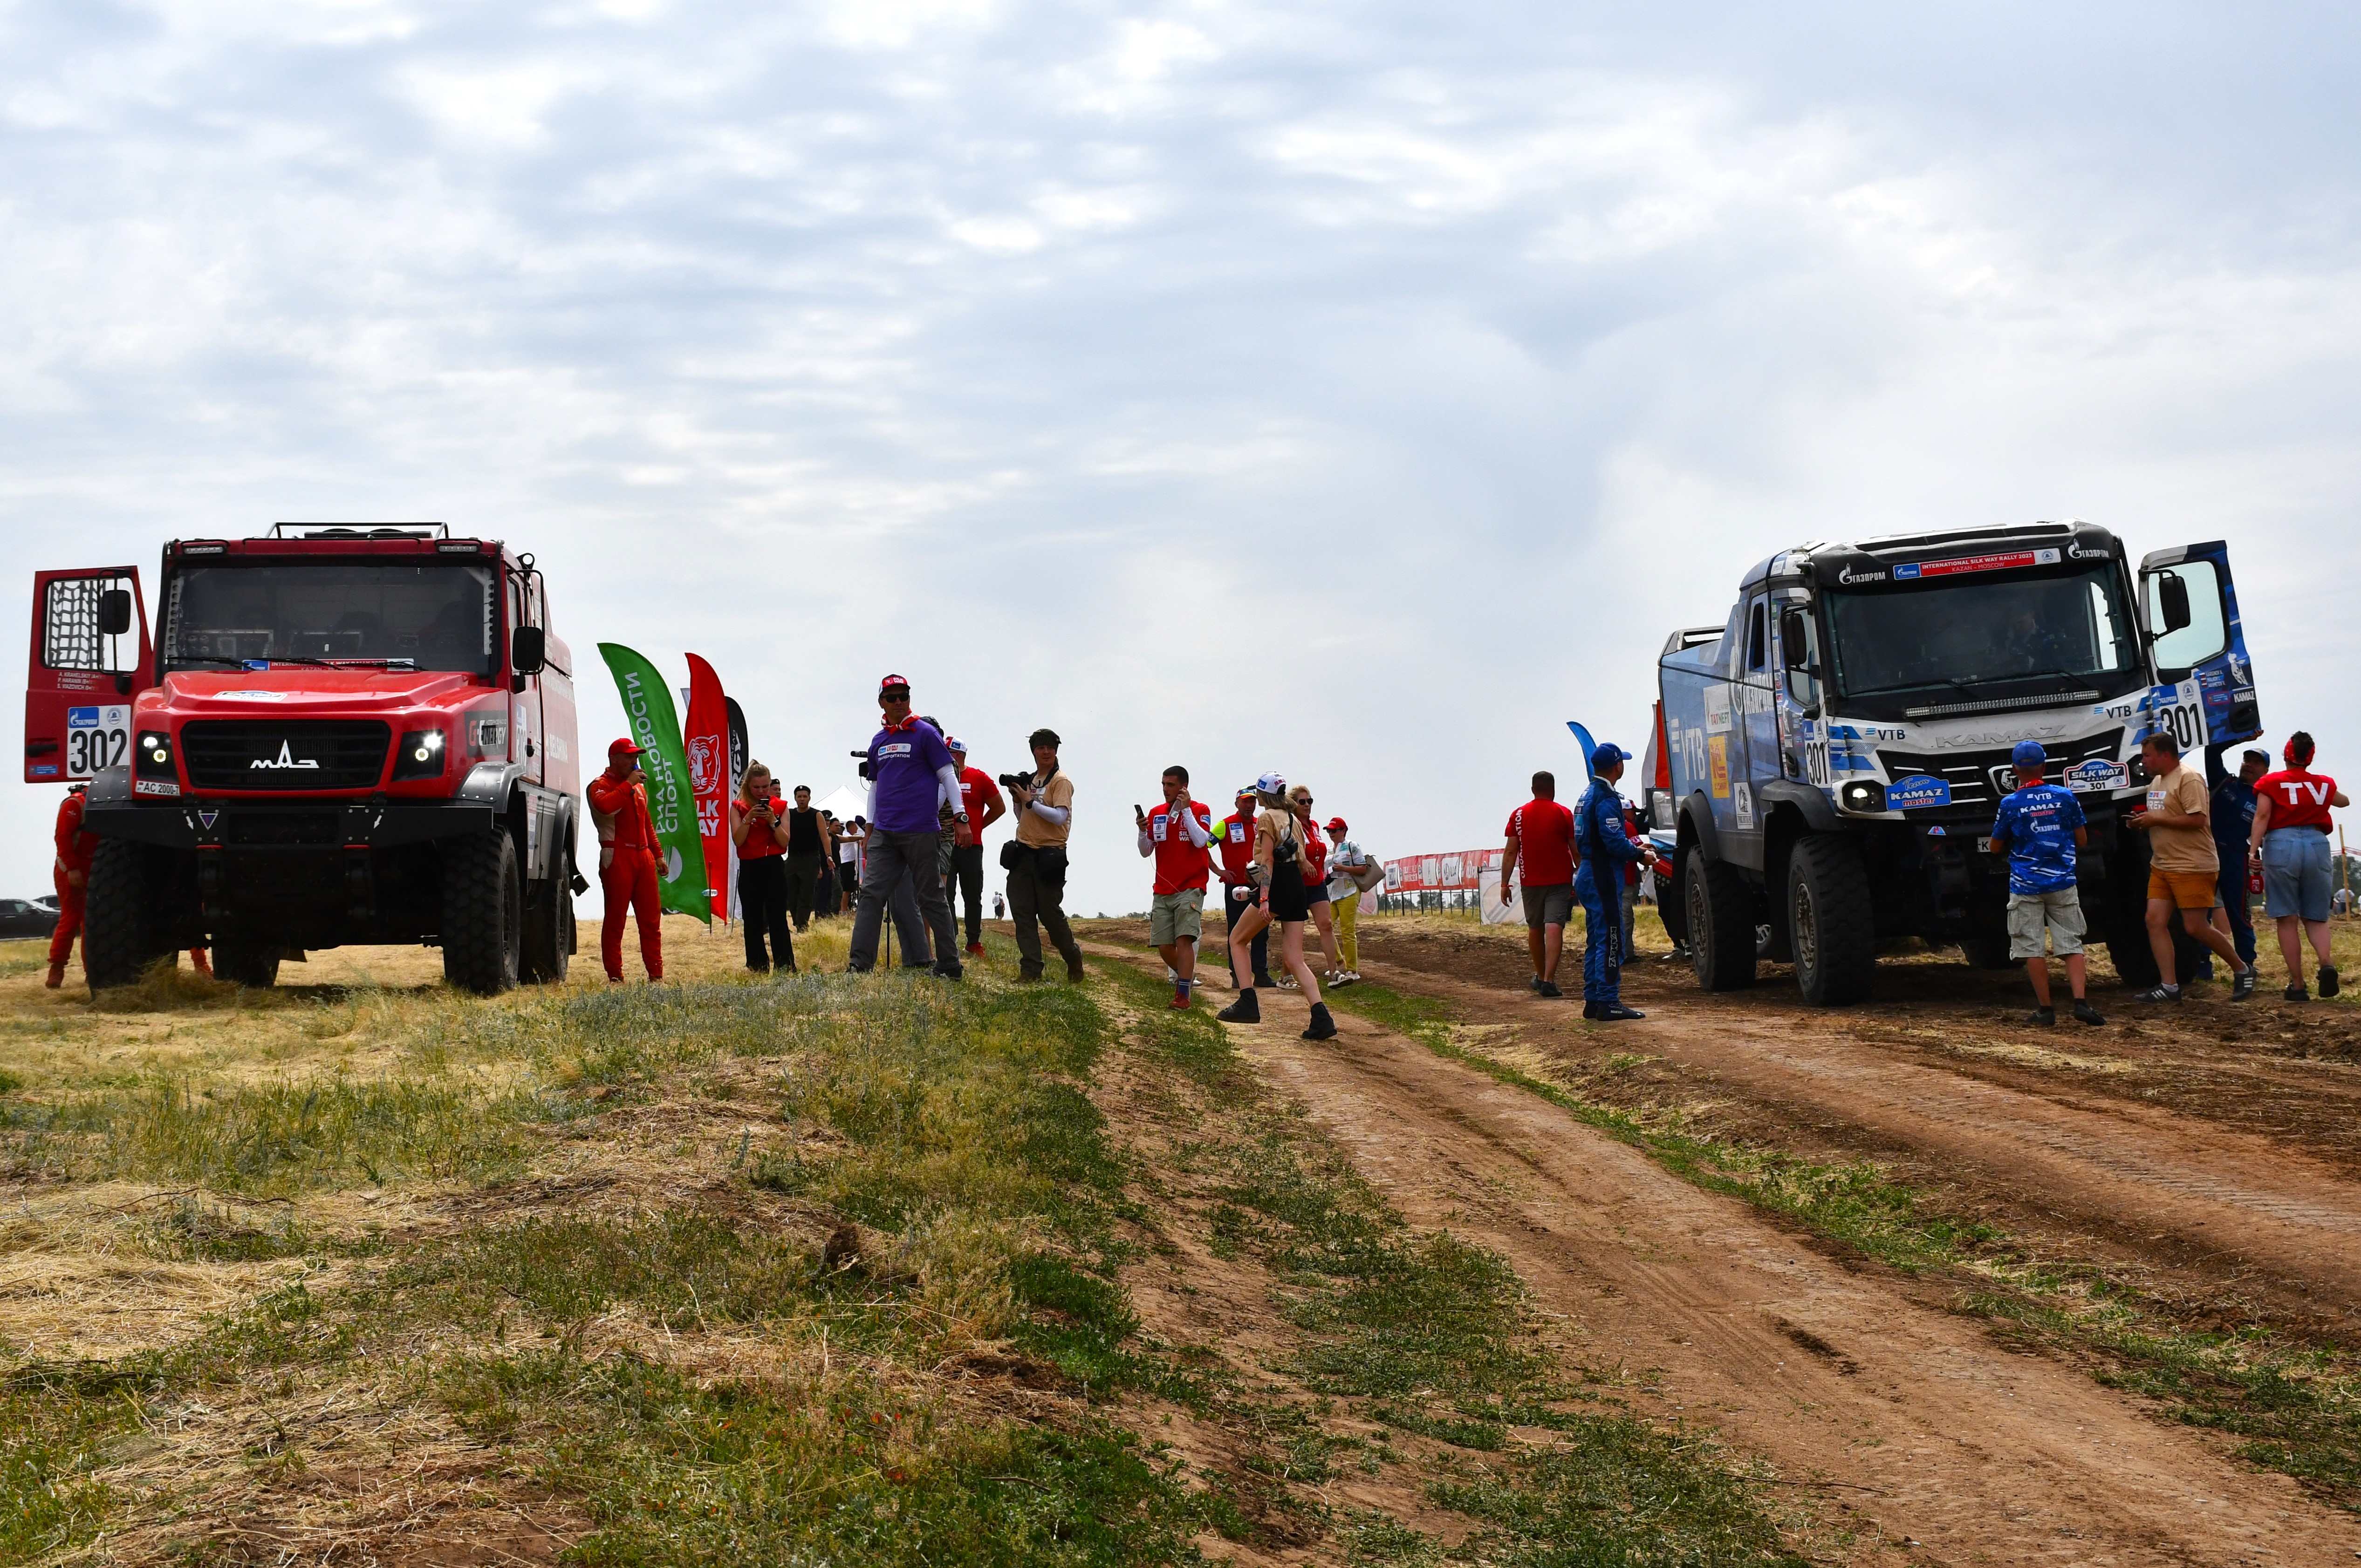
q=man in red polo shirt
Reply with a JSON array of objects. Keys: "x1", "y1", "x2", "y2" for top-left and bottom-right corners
[
  {"x1": 1499, "y1": 770, "x2": 1578, "y2": 999},
  {"x1": 1138, "y1": 765, "x2": 1215, "y2": 1009},
  {"x1": 945, "y1": 737, "x2": 1006, "y2": 956},
  {"x1": 587, "y1": 736, "x2": 665, "y2": 982},
  {"x1": 1213, "y1": 785, "x2": 1274, "y2": 989}
]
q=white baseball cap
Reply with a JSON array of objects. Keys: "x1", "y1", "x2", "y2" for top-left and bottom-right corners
[{"x1": 1255, "y1": 770, "x2": 1286, "y2": 795}]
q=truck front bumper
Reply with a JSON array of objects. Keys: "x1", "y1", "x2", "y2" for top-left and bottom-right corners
[{"x1": 82, "y1": 794, "x2": 499, "y2": 852}]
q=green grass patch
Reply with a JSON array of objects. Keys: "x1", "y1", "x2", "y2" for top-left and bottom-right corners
[
  {"x1": 0, "y1": 1384, "x2": 117, "y2": 1562},
  {"x1": 0, "y1": 1075, "x2": 533, "y2": 1193}
]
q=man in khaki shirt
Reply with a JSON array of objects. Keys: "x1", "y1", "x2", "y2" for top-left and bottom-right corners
[
  {"x1": 1007, "y1": 727, "x2": 1085, "y2": 981},
  {"x1": 2130, "y1": 730, "x2": 2255, "y2": 1003}
]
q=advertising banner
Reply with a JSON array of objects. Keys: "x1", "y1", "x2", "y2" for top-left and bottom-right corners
[
  {"x1": 684, "y1": 654, "x2": 731, "y2": 921},
  {"x1": 596, "y1": 643, "x2": 711, "y2": 923}
]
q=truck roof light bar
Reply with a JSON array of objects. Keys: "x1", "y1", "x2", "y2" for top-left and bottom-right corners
[{"x1": 267, "y1": 523, "x2": 452, "y2": 539}]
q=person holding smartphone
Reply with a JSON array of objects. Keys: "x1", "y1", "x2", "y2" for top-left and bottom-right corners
[{"x1": 731, "y1": 762, "x2": 795, "y2": 973}]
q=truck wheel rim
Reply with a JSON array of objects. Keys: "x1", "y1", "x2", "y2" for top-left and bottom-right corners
[{"x1": 1793, "y1": 882, "x2": 1818, "y2": 971}]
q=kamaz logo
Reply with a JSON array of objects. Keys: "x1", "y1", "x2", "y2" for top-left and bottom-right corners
[
  {"x1": 250, "y1": 741, "x2": 319, "y2": 771},
  {"x1": 1838, "y1": 564, "x2": 1886, "y2": 584}
]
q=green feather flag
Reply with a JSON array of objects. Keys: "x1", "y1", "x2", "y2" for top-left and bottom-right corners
[{"x1": 596, "y1": 642, "x2": 712, "y2": 923}]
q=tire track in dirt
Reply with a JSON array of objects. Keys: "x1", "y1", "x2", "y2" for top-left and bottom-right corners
[
  {"x1": 1369, "y1": 961, "x2": 2361, "y2": 1317},
  {"x1": 1085, "y1": 945, "x2": 2361, "y2": 1564}
]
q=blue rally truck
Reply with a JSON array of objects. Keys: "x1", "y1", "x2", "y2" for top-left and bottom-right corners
[{"x1": 1651, "y1": 521, "x2": 2258, "y2": 1004}]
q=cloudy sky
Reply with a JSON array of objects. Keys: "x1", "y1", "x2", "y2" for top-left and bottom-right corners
[{"x1": 4, "y1": 0, "x2": 2356, "y2": 924}]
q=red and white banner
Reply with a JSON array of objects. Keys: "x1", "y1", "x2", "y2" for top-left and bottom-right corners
[
  {"x1": 683, "y1": 654, "x2": 732, "y2": 921},
  {"x1": 1383, "y1": 848, "x2": 1500, "y2": 893}
]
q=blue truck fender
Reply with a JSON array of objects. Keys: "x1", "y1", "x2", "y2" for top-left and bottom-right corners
[{"x1": 1677, "y1": 792, "x2": 1722, "y2": 866}]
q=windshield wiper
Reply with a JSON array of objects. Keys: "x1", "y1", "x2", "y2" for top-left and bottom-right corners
[
  {"x1": 1844, "y1": 675, "x2": 1981, "y2": 701},
  {"x1": 240, "y1": 656, "x2": 418, "y2": 670},
  {"x1": 162, "y1": 654, "x2": 252, "y2": 669}
]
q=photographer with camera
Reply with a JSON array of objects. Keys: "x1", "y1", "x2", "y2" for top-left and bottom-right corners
[
  {"x1": 730, "y1": 762, "x2": 796, "y2": 974},
  {"x1": 848, "y1": 675, "x2": 966, "y2": 977},
  {"x1": 1003, "y1": 728, "x2": 1085, "y2": 982}
]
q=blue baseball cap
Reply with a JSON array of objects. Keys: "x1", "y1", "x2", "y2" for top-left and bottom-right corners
[
  {"x1": 1591, "y1": 742, "x2": 1632, "y2": 769},
  {"x1": 2011, "y1": 740, "x2": 2048, "y2": 767}
]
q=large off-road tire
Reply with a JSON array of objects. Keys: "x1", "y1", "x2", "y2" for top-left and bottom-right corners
[
  {"x1": 1685, "y1": 852, "x2": 1758, "y2": 992},
  {"x1": 211, "y1": 934, "x2": 281, "y2": 989},
  {"x1": 82, "y1": 839, "x2": 174, "y2": 991},
  {"x1": 1957, "y1": 936, "x2": 2018, "y2": 970},
  {"x1": 2104, "y1": 835, "x2": 2163, "y2": 990},
  {"x1": 1787, "y1": 835, "x2": 1876, "y2": 1006},
  {"x1": 520, "y1": 842, "x2": 574, "y2": 985},
  {"x1": 443, "y1": 830, "x2": 523, "y2": 996}
]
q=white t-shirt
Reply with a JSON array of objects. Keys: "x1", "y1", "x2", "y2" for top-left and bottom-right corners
[{"x1": 1327, "y1": 838, "x2": 1376, "y2": 900}]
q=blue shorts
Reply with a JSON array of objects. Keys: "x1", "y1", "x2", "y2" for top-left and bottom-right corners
[{"x1": 2260, "y1": 829, "x2": 2332, "y2": 923}]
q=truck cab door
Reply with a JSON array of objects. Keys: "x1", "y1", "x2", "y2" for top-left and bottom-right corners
[
  {"x1": 2138, "y1": 541, "x2": 2258, "y2": 754},
  {"x1": 25, "y1": 567, "x2": 152, "y2": 784},
  {"x1": 1731, "y1": 592, "x2": 1777, "y2": 849}
]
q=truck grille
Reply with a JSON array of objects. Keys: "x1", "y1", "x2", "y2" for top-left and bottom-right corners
[
  {"x1": 1876, "y1": 728, "x2": 2124, "y2": 812},
  {"x1": 182, "y1": 721, "x2": 391, "y2": 792},
  {"x1": 224, "y1": 812, "x2": 341, "y2": 845}
]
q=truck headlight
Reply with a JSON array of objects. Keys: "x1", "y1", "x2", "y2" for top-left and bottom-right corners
[
  {"x1": 394, "y1": 729, "x2": 447, "y2": 781},
  {"x1": 135, "y1": 730, "x2": 175, "y2": 779},
  {"x1": 1840, "y1": 780, "x2": 1886, "y2": 813}
]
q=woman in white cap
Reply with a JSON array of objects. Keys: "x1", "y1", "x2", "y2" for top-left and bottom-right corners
[{"x1": 1218, "y1": 772, "x2": 1339, "y2": 1039}]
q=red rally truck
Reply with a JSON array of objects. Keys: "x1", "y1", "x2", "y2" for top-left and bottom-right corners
[{"x1": 24, "y1": 525, "x2": 583, "y2": 995}]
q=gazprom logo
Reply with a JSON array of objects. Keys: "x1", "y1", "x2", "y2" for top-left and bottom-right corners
[
  {"x1": 1837, "y1": 563, "x2": 1887, "y2": 584},
  {"x1": 2067, "y1": 541, "x2": 2111, "y2": 559}
]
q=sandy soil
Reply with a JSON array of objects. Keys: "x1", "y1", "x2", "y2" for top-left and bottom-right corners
[{"x1": 1080, "y1": 930, "x2": 2361, "y2": 1564}]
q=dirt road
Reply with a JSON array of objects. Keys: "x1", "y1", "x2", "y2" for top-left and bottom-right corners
[{"x1": 1083, "y1": 932, "x2": 2361, "y2": 1563}]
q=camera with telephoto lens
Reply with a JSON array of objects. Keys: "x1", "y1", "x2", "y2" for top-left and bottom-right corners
[{"x1": 997, "y1": 772, "x2": 1027, "y2": 791}]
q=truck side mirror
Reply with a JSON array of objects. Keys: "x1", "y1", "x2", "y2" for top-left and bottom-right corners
[
  {"x1": 1780, "y1": 609, "x2": 1811, "y2": 671},
  {"x1": 99, "y1": 588, "x2": 133, "y2": 637},
  {"x1": 2156, "y1": 571, "x2": 2191, "y2": 634},
  {"x1": 510, "y1": 625, "x2": 546, "y2": 676}
]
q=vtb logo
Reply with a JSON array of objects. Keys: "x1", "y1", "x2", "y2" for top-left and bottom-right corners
[{"x1": 250, "y1": 740, "x2": 319, "y2": 771}]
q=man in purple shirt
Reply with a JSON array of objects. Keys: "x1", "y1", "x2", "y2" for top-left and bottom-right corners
[{"x1": 848, "y1": 674, "x2": 967, "y2": 977}]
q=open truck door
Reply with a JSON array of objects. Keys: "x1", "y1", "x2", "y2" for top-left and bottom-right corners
[
  {"x1": 24, "y1": 567, "x2": 152, "y2": 784},
  {"x1": 2138, "y1": 541, "x2": 2260, "y2": 760}
]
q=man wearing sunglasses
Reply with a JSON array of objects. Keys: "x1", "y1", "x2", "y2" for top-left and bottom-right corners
[{"x1": 848, "y1": 675, "x2": 965, "y2": 977}]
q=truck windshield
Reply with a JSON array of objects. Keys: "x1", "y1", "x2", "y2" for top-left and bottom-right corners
[
  {"x1": 1825, "y1": 565, "x2": 2137, "y2": 701},
  {"x1": 162, "y1": 562, "x2": 497, "y2": 674}
]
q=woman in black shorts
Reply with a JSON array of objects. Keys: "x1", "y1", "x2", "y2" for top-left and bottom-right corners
[{"x1": 1218, "y1": 773, "x2": 1337, "y2": 1038}]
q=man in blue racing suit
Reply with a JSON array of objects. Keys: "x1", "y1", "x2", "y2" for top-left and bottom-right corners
[{"x1": 1574, "y1": 743, "x2": 1659, "y2": 1021}]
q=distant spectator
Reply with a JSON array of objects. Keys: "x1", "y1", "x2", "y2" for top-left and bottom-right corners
[
  {"x1": 588, "y1": 737, "x2": 664, "y2": 983},
  {"x1": 993, "y1": 890, "x2": 1006, "y2": 920},
  {"x1": 2251, "y1": 731, "x2": 2348, "y2": 1001},
  {"x1": 1006, "y1": 728, "x2": 1085, "y2": 982},
  {"x1": 847, "y1": 675, "x2": 965, "y2": 978},
  {"x1": 2210, "y1": 748, "x2": 2269, "y2": 971},
  {"x1": 44, "y1": 785, "x2": 92, "y2": 990},
  {"x1": 1138, "y1": 765, "x2": 1214, "y2": 1009},
  {"x1": 730, "y1": 763, "x2": 795, "y2": 974},
  {"x1": 780, "y1": 785, "x2": 833, "y2": 934},
  {"x1": 1288, "y1": 785, "x2": 1345, "y2": 986},
  {"x1": 816, "y1": 812, "x2": 844, "y2": 916},
  {"x1": 946, "y1": 737, "x2": 1006, "y2": 957},
  {"x1": 1218, "y1": 773, "x2": 1338, "y2": 1039},
  {"x1": 1499, "y1": 770, "x2": 1577, "y2": 999},
  {"x1": 1574, "y1": 744, "x2": 1656, "y2": 1022},
  {"x1": 1324, "y1": 816, "x2": 1378, "y2": 986},
  {"x1": 2129, "y1": 731, "x2": 2254, "y2": 1003},
  {"x1": 1990, "y1": 742, "x2": 2103, "y2": 1025},
  {"x1": 1214, "y1": 786, "x2": 1275, "y2": 989}
]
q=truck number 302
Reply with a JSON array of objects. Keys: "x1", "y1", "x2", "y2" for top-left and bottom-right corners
[{"x1": 68, "y1": 729, "x2": 127, "y2": 775}]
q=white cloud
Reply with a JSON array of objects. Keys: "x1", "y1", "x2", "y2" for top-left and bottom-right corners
[{"x1": 0, "y1": 2, "x2": 2356, "y2": 920}]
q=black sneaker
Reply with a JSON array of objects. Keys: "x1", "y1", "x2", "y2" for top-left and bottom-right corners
[
  {"x1": 2231, "y1": 966, "x2": 2257, "y2": 1001},
  {"x1": 1302, "y1": 1002, "x2": 1339, "y2": 1041},
  {"x1": 1066, "y1": 961, "x2": 1086, "y2": 982},
  {"x1": 2321, "y1": 964, "x2": 2341, "y2": 998},
  {"x1": 1582, "y1": 1000, "x2": 1601, "y2": 1019},
  {"x1": 1252, "y1": 973, "x2": 1279, "y2": 989},
  {"x1": 1595, "y1": 1002, "x2": 1645, "y2": 1022},
  {"x1": 2284, "y1": 983, "x2": 2310, "y2": 1002},
  {"x1": 1530, "y1": 975, "x2": 1545, "y2": 993},
  {"x1": 2133, "y1": 984, "x2": 2182, "y2": 1004},
  {"x1": 2072, "y1": 998, "x2": 2107, "y2": 1026},
  {"x1": 1537, "y1": 980, "x2": 1563, "y2": 999},
  {"x1": 932, "y1": 965, "x2": 964, "y2": 981},
  {"x1": 2027, "y1": 1006, "x2": 2056, "y2": 1025},
  {"x1": 1217, "y1": 990, "x2": 1261, "y2": 1024}
]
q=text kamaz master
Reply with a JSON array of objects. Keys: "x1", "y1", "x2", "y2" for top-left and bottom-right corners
[
  {"x1": 1649, "y1": 521, "x2": 2258, "y2": 1004},
  {"x1": 23, "y1": 526, "x2": 582, "y2": 995}
]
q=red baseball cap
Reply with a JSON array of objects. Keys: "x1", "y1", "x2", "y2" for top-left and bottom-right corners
[
  {"x1": 878, "y1": 673, "x2": 911, "y2": 695},
  {"x1": 1325, "y1": 816, "x2": 1348, "y2": 833},
  {"x1": 609, "y1": 736, "x2": 645, "y2": 758}
]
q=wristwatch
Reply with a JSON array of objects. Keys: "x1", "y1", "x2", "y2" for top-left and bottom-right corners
[{"x1": 955, "y1": 811, "x2": 970, "y2": 824}]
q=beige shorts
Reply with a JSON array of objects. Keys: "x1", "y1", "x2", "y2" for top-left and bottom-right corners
[
  {"x1": 1150, "y1": 889, "x2": 1205, "y2": 946},
  {"x1": 2006, "y1": 888, "x2": 2086, "y2": 960}
]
